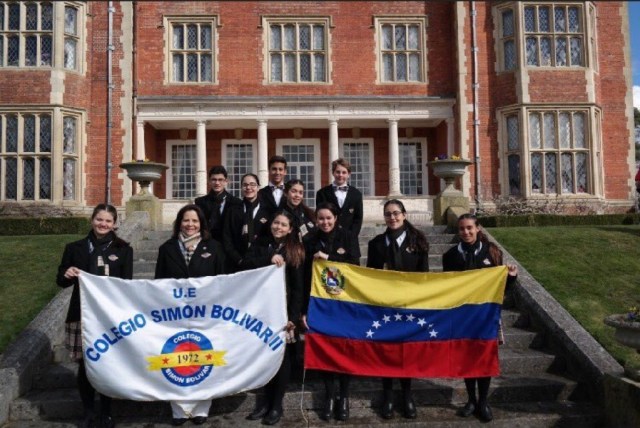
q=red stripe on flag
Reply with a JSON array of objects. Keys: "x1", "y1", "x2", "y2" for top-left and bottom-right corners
[{"x1": 304, "y1": 333, "x2": 500, "y2": 378}]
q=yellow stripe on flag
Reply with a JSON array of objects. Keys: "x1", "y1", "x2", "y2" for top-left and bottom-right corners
[
  {"x1": 146, "y1": 350, "x2": 227, "y2": 371},
  {"x1": 311, "y1": 260, "x2": 507, "y2": 309}
]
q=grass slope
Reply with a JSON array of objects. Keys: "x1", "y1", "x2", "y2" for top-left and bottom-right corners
[
  {"x1": 489, "y1": 226, "x2": 640, "y2": 371},
  {"x1": 0, "y1": 234, "x2": 82, "y2": 352}
]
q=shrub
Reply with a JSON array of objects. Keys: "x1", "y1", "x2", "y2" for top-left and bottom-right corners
[
  {"x1": 0, "y1": 217, "x2": 91, "y2": 235},
  {"x1": 478, "y1": 213, "x2": 640, "y2": 228}
]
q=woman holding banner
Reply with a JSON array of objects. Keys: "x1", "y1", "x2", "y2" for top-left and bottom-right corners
[
  {"x1": 155, "y1": 204, "x2": 226, "y2": 426},
  {"x1": 442, "y1": 213, "x2": 518, "y2": 423},
  {"x1": 302, "y1": 202, "x2": 360, "y2": 421},
  {"x1": 56, "y1": 204, "x2": 133, "y2": 428},
  {"x1": 240, "y1": 210, "x2": 305, "y2": 425},
  {"x1": 366, "y1": 199, "x2": 429, "y2": 420}
]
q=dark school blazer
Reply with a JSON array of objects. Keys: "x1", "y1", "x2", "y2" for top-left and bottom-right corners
[
  {"x1": 366, "y1": 233, "x2": 429, "y2": 273},
  {"x1": 442, "y1": 242, "x2": 518, "y2": 288},
  {"x1": 303, "y1": 227, "x2": 361, "y2": 313},
  {"x1": 56, "y1": 234, "x2": 133, "y2": 323},
  {"x1": 222, "y1": 201, "x2": 272, "y2": 271},
  {"x1": 155, "y1": 238, "x2": 226, "y2": 279},
  {"x1": 257, "y1": 185, "x2": 286, "y2": 219},
  {"x1": 194, "y1": 190, "x2": 242, "y2": 242},
  {"x1": 315, "y1": 184, "x2": 363, "y2": 237},
  {"x1": 238, "y1": 236, "x2": 303, "y2": 323}
]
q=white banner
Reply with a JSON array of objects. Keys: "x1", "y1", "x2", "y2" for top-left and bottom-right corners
[{"x1": 79, "y1": 265, "x2": 287, "y2": 401}]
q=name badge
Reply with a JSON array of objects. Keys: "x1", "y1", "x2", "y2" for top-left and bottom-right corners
[
  {"x1": 108, "y1": 254, "x2": 119, "y2": 261},
  {"x1": 201, "y1": 252, "x2": 212, "y2": 259},
  {"x1": 259, "y1": 217, "x2": 268, "y2": 224},
  {"x1": 300, "y1": 224, "x2": 308, "y2": 237},
  {"x1": 337, "y1": 248, "x2": 346, "y2": 255}
]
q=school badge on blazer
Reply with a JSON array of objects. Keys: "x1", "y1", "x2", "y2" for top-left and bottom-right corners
[{"x1": 321, "y1": 266, "x2": 345, "y2": 295}]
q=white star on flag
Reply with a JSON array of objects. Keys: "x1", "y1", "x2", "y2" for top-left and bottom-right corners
[
  {"x1": 382, "y1": 315, "x2": 391, "y2": 323},
  {"x1": 372, "y1": 320, "x2": 381, "y2": 329},
  {"x1": 417, "y1": 318, "x2": 426, "y2": 327},
  {"x1": 429, "y1": 329, "x2": 438, "y2": 338},
  {"x1": 394, "y1": 313, "x2": 403, "y2": 321},
  {"x1": 366, "y1": 330, "x2": 374, "y2": 338},
  {"x1": 406, "y1": 314, "x2": 415, "y2": 322}
]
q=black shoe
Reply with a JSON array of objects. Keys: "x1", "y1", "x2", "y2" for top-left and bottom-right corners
[
  {"x1": 171, "y1": 418, "x2": 188, "y2": 426},
  {"x1": 381, "y1": 397, "x2": 394, "y2": 419},
  {"x1": 98, "y1": 415, "x2": 115, "y2": 428},
  {"x1": 320, "y1": 396, "x2": 335, "y2": 421},
  {"x1": 192, "y1": 416, "x2": 208, "y2": 425},
  {"x1": 247, "y1": 405, "x2": 269, "y2": 421},
  {"x1": 336, "y1": 396, "x2": 349, "y2": 421},
  {"x1": 477, "y1": 403, "x2": 493, "y2": 422},
  {"x1": 403, "y1": 395, "x2": 416, "y2": 419},
  {"x1": 262, "y1": 409, "x2": 282, "y2": 425},
  {"x1": 456, "y1": 401, "x2": 476, "y2": 418}
]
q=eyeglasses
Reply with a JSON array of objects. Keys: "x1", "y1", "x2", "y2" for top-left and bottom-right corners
[
  {"x1": 242, "y1": 182, "x2": 258, "y2": 188},
  {"x1": 210, "y1": 178, "x2": 226, "y2": 182},
  {"x1": 383, "y1": 210, "x2": 403, "y2": 218}
]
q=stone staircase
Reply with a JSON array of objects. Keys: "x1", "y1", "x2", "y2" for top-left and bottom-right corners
[{"x1": 5, "y1": 225, "x2": 604, "y2": 427}]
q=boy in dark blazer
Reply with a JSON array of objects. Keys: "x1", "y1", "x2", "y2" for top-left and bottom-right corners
[
  {"x1": 315, "y1": 158, "x2": 363, "y2": 238},
  {"x1": 258, "y1": 155, "x2": 288, "y2": 218},
  {"x1": 195, "y1": 165, "x2": 241, "y2": 243}
]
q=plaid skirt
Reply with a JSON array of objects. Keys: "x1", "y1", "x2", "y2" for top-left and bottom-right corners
[{"x1": 65, "y1": 321, "x2": 83, "y2": 361}]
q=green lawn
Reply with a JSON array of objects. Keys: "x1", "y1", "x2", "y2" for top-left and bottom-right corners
[
  {"x1": 489, "y1": 226, "x2": 640, "y2": 372},
  {"x1": 0, "y1": 234, "x2": 82, "y2": 352}
]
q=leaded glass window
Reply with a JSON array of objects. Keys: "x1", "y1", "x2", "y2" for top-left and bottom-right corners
[
  {"x1": 170, "y1": 20, "x2": 215, "y2": 83},
  {"x1": 501, "y1": 8, "x2": 516, "y2": 71},
  {"x1": 170, "y1": 144, "x2": 196, "y2": 199},
  {"x1": 527, "y1": 110, "x2": 590, "y2": 194},
  {"x1": 379, "y1": 21, "x2": 424, "y2": 82},
  {"x1": 280, "y1": 143, "x2": 318, "y2": 206},
  {"x1": 1, "y1": 2, "x2": 60, "y2": 69},
  {"x1": 224, "y1": 142, "x2": 255, "y2": 198},
  {"x1": 522, "y1": 4, "x2": 584, "y2": 67},
  {"x1": 269, "y1": 20, "x2": 328, "y2": 83}
]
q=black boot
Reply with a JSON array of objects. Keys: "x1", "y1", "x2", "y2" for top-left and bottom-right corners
[
  {"x1": 247, "y1": 405, "x2": 269, "y2": 421},
  {"x1": 402, "y1": 393, "x2": 416, "y2": 419},
  {"x1": 381, "y1": 389, "x2": 394, "y2": 419},
  {"x1": 320, "y1": 395, "x2": 335, "y2": 421},
  {"x1": 456, "y1": 401, "x2": 476, "y2": 417},
  {"x1": 477, "y1": 402, "x2": 493, "y2": 422},
  {"x1": 336, "y1": 396, "x2": 349, "y2": 421}
]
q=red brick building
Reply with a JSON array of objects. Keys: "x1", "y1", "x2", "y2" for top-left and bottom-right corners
[{"x1": 0, "y1": 1, "x2": 635, "y2": 220}]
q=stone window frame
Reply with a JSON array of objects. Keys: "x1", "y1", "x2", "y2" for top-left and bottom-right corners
[
  {"x1": 261, "y1": 16, "x2": 332, "y2": 85},
  {"x1": 498, "y1": 106, "x2": 601, "y2": 198},
  {"x1": 164, "y1": 15, "x2": 219, "y2": 85},
  {"x1": 0, "y1": 1, "x2": 85, "y2": 72},
  {"x1": 339, "y1": 138, "x2": 376, "y2": 197},
  {"x1": 0, "y1": 108, "x2": 83, "y2": 203},
  {"x1": 374, "y1": 15, "x2": 428, "y2": 84},
  {"x1": 494, "y1": 2, "x2": 597, "y2": 72}
]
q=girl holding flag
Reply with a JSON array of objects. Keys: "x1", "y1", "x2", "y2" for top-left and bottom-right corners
[
  {"x1": 240, "y1": 210, "x2": 305, "y2": 425},
  {"x1": 56, "y1": 204, "x2": 133, "y2": 428},
  {"x1": 366, "y1": 199, "x2": 429, "y2": 420},
  {"x1": 442, "y1": 213, "x2": 518, "y2": 423},
  {"x1": 302, "y1": 202, "x2": 361, "y2": 421}
]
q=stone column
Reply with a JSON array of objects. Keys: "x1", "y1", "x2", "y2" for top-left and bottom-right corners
[
  {"x1": 196, "y1": 121, "x2": 207, "y2": 197},
  {"x1": 257, "y1": 119, "x2": 269, "y2": 186},
  {"x1": 387, "y1": 118, "x2": 401, "y2": 197},
  {"x1": 136, "y1": 120, "x2": 145, "y2": 161},
  {"x1": 328, "y1": 118, "x2": 339, "y2": 181}
]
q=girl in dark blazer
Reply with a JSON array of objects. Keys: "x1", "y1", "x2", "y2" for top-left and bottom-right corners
[
  {"x1": 155, "y1": 204, "x2": 226, "y2": 426},
  {"x1": 240, "y1": 210, "x2": 305, "y2": 426},
  {"x1": 302, "y1": 202, "x2": 360, "y2": 421},
  {"x1": 442, "y1": 213, "x2": 518, "y2": 423},
  {"x1": 283, "y1": 179, "x2": 316, "y2": 241},
  {"x1": 366, "y1": 199, "x2": 429, "y2": 420},
  {"x1": 56, "y1": 204, "x2": 133, "y2": 428},
  {"x1": 222, "y1": 173, "x2": 271, "y2": 272}
]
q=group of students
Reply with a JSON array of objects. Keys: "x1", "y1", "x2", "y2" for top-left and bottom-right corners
[{"x1": 56, "y1": 155, "x2": 517, "y2": 428}]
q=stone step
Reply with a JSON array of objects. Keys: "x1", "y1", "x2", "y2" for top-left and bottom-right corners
[
  {"x1": 14, "y1": 372, "x2": 582, "y2": 422},
  {"x1": 5, "y1": 399, "x2": 605, "y2": 428}
]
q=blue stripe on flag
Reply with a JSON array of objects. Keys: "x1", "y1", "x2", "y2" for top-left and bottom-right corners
[{"x1": 307, "y1": 297, "x2": 501, "y2": 342}]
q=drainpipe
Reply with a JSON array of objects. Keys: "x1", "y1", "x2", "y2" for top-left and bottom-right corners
[
  {"x1": 470, "y1": 1, "x2": 481, "y2": 209},
  {"x1": 106, "y1": 1, "x2": 115, "y2": 204}
]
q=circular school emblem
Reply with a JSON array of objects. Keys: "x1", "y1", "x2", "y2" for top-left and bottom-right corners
[
  {"x1": 159, "y1": 330, "x2": 214, "y2": 387},
  {"x1": 321, "y1": 266, "x2": 345, "y2": 295}
]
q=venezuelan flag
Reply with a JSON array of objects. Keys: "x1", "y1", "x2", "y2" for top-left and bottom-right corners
[{"x1": 304, "y1": 260, "x2": 508, "y2": 378}]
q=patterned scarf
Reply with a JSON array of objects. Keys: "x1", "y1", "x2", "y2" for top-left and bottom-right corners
[{"x1": 179, "y1": 232, "x2": 201, "y2": 265}]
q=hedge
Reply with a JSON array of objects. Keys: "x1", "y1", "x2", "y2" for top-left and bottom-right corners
[
  {"x1": 477, "y1": 213, "x2": 640, "y2": 227},
  {"x1": 0, "y1": 217, "x2": 91, "y2": 235}
]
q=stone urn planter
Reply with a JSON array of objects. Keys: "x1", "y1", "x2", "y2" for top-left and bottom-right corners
[
  {"x1": 604, "y1": 314, "x2": 640, "y2": 352},
  {"x1": 427, "y1": 159, "x2": 473, "y2": 195},
  {"x1": 119, "y1": 161, "x2": 168, "y2": 196}
]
